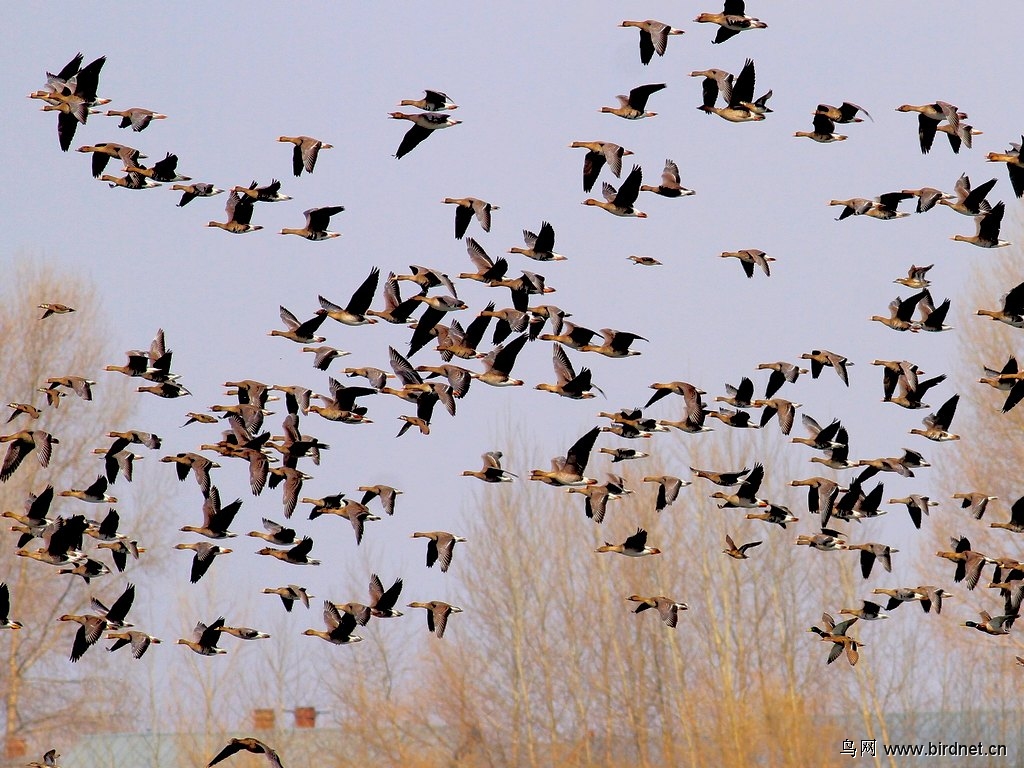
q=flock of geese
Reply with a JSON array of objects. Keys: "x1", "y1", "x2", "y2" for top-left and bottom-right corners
[{"x1": 7, "y1": 0, "x2": 1024, "y2": 762}]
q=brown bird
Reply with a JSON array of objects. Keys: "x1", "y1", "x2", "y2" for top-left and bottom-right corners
[
  {"x1": 208, "y1": 738, "x2": 283, "y2": 768},
  {"x1": 411, "y1": 531, "x2": 466, "y2": 572},
  {"x1": 407, "y1": 600, "x2": 462, "y2": 638},
  {"x1": 627, "y1": 595, "x2": 688, "y2": 626},
  {"x1": 278, "y1": 135, "x2": 333, "y2": 176},
  {"x1": 722, "y1": 534, "x2": 762, "y2": 559}
]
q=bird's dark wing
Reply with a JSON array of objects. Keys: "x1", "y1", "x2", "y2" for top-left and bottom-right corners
[
  {"x1": 614, "y1": 166, "x2": 643, "y2": 206},
  {"x1": 565, "y1": 427, "x2": 600, "y2": 475},
  {"x1": 346, "y1": 268, "x2": 379, "y2": 314},
  {"x1": 395, "y1": 124, "x2": 432, "y2": 159},
  {"x1": 730, "y1": 60, "x2": 755, "y2": 106},
  {"x1": 628, "y1": 83, "x2": 666, "y2": 110}
]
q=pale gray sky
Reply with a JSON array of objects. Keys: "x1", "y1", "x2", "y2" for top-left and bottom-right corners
[{"x1": 3, "y1": 0, "x2": 1022, "y2": 731}]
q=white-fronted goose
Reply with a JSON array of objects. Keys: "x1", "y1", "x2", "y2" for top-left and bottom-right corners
[
  {"x1": 278, "y1": 135, "x2": 333, "y2": 176},
  {"x1": 596, "y1": 527, "x2": 661, "y2": 556},
  {"x1": 408, "y1": 600, "x2": 461, "y2": 638},
  {"x1": 940, "y1": 173, "x2": 996, "y2": 216},
  {"x1": 640, "y1": 159, "x2": 694, "y2": 198},
  {"x1": 894, "y1": 264, "x2": 934, "y2": 287},
  {"x1": 795, "y1": 529, "x2": 848, "y2": 551},
  {"x1": 106, "y1": 107, "x2": 166, "y2": 131},
  {"x1": 569, "y1": 141, "x2": 632, "y2": 193},
  {"x1": 695, "y1": 0, "x2": 767, "y2": 44},
  {"x1": 584, "y1": 165, "x2": 647, "y2": 217},
  {"x1": 6, "y1": 403, "x2": 40, "y2": 423},
  {"x1": 986, "y1": 136, "x2": 1024, "y2": 198},
  {"x1": 399, "y1": 89, "x2": 457, "y2": 111},
  {"x1": 247, "y1": 518, "x2": 297, "y2": 546},
  {"x1": 839, "y1": 601, "x2": 888, "y2": 621},
  {"x1": 697, "y1": 58, "x2": 763, "y2": 121},
  {"x1": 389, "y1": 112, "x2": 461, "y2": 158},
  {"x1": 207, "y1": 737, "x2": 282, "y2": 765},
  {"x1": 989, "y1": 496, "x2": 1024, "y2": 534},
  {"x1": 0, "y1": 583, "x2": 23, "y2": 629},
  {"x1": 396, "y1": 264, "x2": 459, "y2": 296},
  {"x1": 954, "y1": 492, "x2": 997, "y2": 520},
  {"x1": 207, "y1": 191, "x2": 262, "y2": 233},
  {"x1": 977, "y1": 279, "x2": 1024, "y2": 327},
  {"x1": 59, "y1": 611, "x2": 110, "y2": 662},
  {"x1": 530, "y1": 427, "x2": 600, "y2": 486},
  {"x1": 707, "y1": 407, "x2": 758, "y2": 429},
  {"x1": 172, "y1": 183, "x2": 224, "y2": 207},
  {"x1": 722, "y1": 534, "x2": 761, "y2": 559},
  {"x1": 173, "y1": 541, "x2": 233, "y2": 583},
  {"x1": 829, "y1": 192, "x2": 911, "y2": 220},
  {"x1": 0, "y1": 430, "x2": 58, "y2": 481},
  {"x1": 915, "y1": 292, "x2": 952, "y2": 332},
  {"x1": 901, "y1": 188, "x2": 951, "y2": 213},
  {"x1": 76, "y1": 142, "x2": 144, "y2": 177},
  {"x1": 755, "y1": 398, "x2": 800, "y2": 434},
  {"x1": 100, "y1": 171, "x2": 162, "y2": 190},
  {"x1": 509, "y1": 221, "x2": 566, "y2": 261},
  {"x1": 721, "y1": 249, "x2": 773, "y2": 277},
  {"x1": 472, "y1": 334, "x2": 529, "y2": 387},
  {"x1": 45, "y1": 375, "x2": 94, "y2": 401},
  {"x1": 815, "y1": 102, "x2": 871, "y2": 123},
  {"x1": 411, "y1": 531, "x2": 466, "y2": 572},
  {"x1": 358, "y1": 484, "x2": 402, "y2": 516},
  {"x1": 105, "y1": 630, "x2": 160, "y2": 659},
  {"x1": 301, "y1": 606, "x2": 362, "y2": 647},
  {"x1": 800, "y1": 349, "x2": 852, "y2": 386},
  {"x1": 443, "y1": 197, "x2": 498, "y2": 239},
  {"x1": 302, "y1": 346, "x2": 350, "y2": 371},
  {"x1": 255, "y1": 536, "x2": 320, "y2": 566},
  {"x1": 951, "y1": 201, "x2": 1010, "y2": 248},
  {"x1": 909, "y1": 395, "x2": 960, "y2": 441},
  {"x1": 690, "y1": 67, "x2": 733, "y2": 109},
  {"x1": 568, "y1": 474, "x2": 632, "y2": 523},
  {"x1": 871, "y1": 587, "x2": 927, "y2": 612},
  {"x1": 600, "y1": 447, "x2": 648, "y2": 463},
  {"x1": 267, "y1": 306, "x2": 328, "y2": 344},
  {"x1": 600, "y1": 83, "x2": 666, "y2": 119},
  {"x1": 937, "y1": 536, "x2": 991, "y2": 593},
  {"x1": 936, "y1": 121, "x2": 982, "y2": 153},
  {"x1": 871, "y1": 289, "x2": 927, "y2": 332},
  {"x1": 38, "y1": 303, "x2": 75, "y2": 319},
  {"x1": 221, "y1": 625, "x2": 270, "y2": 640},
  {"x1": 620, "y1": 20, "x2": 684, "y2": 64},
  {"x1": 627, "y1": 595, "x2": 687, "y2": 626},
  {"x1": 318, "y1": 268, "x2": 378, "y2": 325},
  {"x1": 579, "y1": 328, "x2": 646, "y2": 357},
  {"x1": 794, "y1": 113, "x2": 847, "y2": 143},
  {"x1": 535, "y1": 344, "x2": 602, "y2": 399},
  {"x1": 895, "y1": 101, "x2": 962, "y2": 153},
  {"x1": 628, "y1": 255, "x2": 662, "y2": 266},
  {"x1": 177, "y1": 617, "x2": 226, "y2": 655},
  {"x1": 60, "y1": 475, "x2": 117, "y2": 504},
  {"x1": 642, "y1": 475, "x2": 687, "y2": 512},
  {"x1": 710, "y1": 463, "x2": 768, "y2": 508},
  {"x1": 233, "y1": 179, "x2": 292, "y2": 203},
  {"x1": 262, "y1": 584, "x2": 313, "y2": 612},
  {"x1": 757, "y1": 360, "x2": 802, "y2": 399},
  {"x1": 848, "y1": 542, "x2": 898, "y2": 577},
  {"x1": 368, "y1": 573, "x2": 404, "y2": 618},
  {"x1": 462, "y1": 451, "x2": 517, "y2": 483},
  {"x1": 125, "y1": 152, "x2": 190, "y2": 182},
  {"x1": 280, "y1": 206, "x2": 344, "y2": 240}
]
